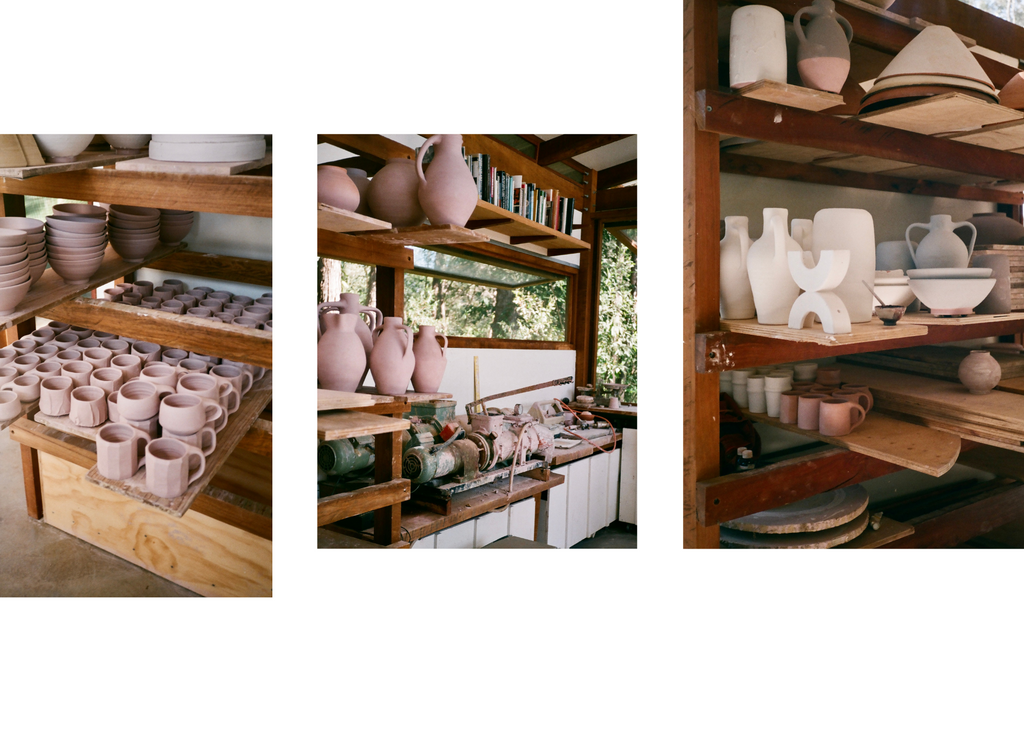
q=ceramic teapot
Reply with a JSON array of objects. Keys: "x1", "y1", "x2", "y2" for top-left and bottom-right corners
[
  {"x1": 906, "y1": 214, "x2": 977, "y2": 269},
  {"x1": 794, "y1": 0, "x2": 853, "y2": 93},
  {"x1": 415, "y1": 134, "x2": 479, "y2": 227},
  {"x1": 746, "y1": 208, "x2": 803, "y2": 325}
]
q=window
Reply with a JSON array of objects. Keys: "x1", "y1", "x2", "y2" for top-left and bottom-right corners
[{"x1": 597, "y1": 229, "x2": 637, "y2": 402}]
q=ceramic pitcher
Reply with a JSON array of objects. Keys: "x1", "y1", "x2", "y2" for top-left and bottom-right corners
[
  {"x1": 318, "y1": 312, "x2": 367, "y2": 392},
  {"x1": 906, "y1": 214, "x2": 976, "y2": 269},
  {"x1": 720, "y1": 216, "x2": 755, "y2": 320},
  {"x1": 746, "y1": 208, "x2": 803, "y2": 325},
  {"x1": 369, "y1": 317, "x2": 415, "y2": 396},
  {"x1": 415, "y1": 134, "x2": 479, "y2": 227},
  {"x1": 318, "y1": 294, "x2": 382, "y2": 388},
  {"x1": 794, "y1": 0, "x2": 853, "y2": 93},
  {"x1": 411, "y1": 325, "x2": 448, "y2": 393},
  {"x1": 366, "y1": 158, "x2": 426, "y2": 226}
]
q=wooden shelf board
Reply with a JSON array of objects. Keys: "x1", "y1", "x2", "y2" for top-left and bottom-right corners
[
  {"x1": 152, "y1": 250, "x2": 272, "y2": 288},
  {"x1": 359, "y1": 223, "x2": 488, "y2": 248},
  {"x1": 115, "y1": 152, "x2": 272, "y2": 176},
  {"x1": 737, "y1": 79, "x2": 845, "y2": 112},
  {"x1": 34, "y1": 411, "x2": 99, "y2": 441},
  {"x1": 722, "y1": 140, "x2": 828, "y2": 165},
  {"x1": 0, "y1": 150, "x2": 147, "y2": 179},
  {"x1": 839, "y1": 345, "x2": 1024, "y2": 381},
  {"x1": 84, "y1": 370, "x2": 273, "y2": 517},
  {"x1": 815, "y1": 155, "x2": 916, "y2": 174},
  {"x1": 743, "y1": 409, "x2": 960, "y2": 477},
  {"x1": 855, "y1": 93, "x2": 1021, "y2": 136},
  {"x1": 317, "y1": 478, "x2": 411, "y2": 526},
  {"x1": 317, "y1": 227, "x2": 414, "y2": 269},
  {"x1": 885, "y1": 165, "x2": 1000, "y2": 186},
  {"x1": 44, "y1": 298, "x2": 272, "y2": 370},
  {"x1": 837, "y1": 516, "x2": 915, "y2": 548},
  {"x1": 318, "y1": 528, "x2": 400, "y2": 548},
  {"x1": 0, "y1": 243, "x2": 177, "y2": 332},
  {"x1": 317, "y1": 389, "x2": 375, "y2": 411},
  {"x1": 468, "y1": 199, "x2": 588, "y2": 251},
  {"x1": 947, "y1": 119, "x2": 1024, "y2": 151},
  {"x1": 720, "y1": 317, "x2": 928, "y2": 346},
  {"x1": 317, "y1": 410, "x2": 410, "y2": 440},
  {"x1": 902, "y1": 311, "x2": 1024, "y2": 327},
  {"x1": 316, "y1": 203, "x2": 391, "y2": 233},
  {"x1": 354, "y1": 387, "x2": 452, "y2": 404}
]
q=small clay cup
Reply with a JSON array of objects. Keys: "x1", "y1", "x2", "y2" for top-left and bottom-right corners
[
  {"x1": 30, "y1": 362, "x2": 62, "y2": 381},
  {"x1": 74, "y1": 338, "x2": 102, "y2": 352},
  {"x1": 797, "y1": 393, "x2": 829, "y2": 431},
  {"x1": 815, "y1": 366, "x2": 842, "y2": 386},
  {"x1": 39, "y1": 376, "x2": 73, "y2": 416},
  {"x1": 140, "y1": 362, "x2": 183, "y2": 388},
  {"x1": 12, "y1": 354, "x2": 41, "y2": 374},
  {"x1": 0, "y1": 348, "x2": 16, "y2": 367},
  {"x1": 832, "y1": 389, "x2": 872, "y2": 413},
  {"x1": 11, "y1": 339, "x2": 36, "y2": 356},
  {"x1": 61, "y1": 360, "x2": 94, "y2": 388},
  {"x1": 29, "y1": 328, "x2": 55, "y2": 344},
  {"x1": 53, "y1": 332, "x2": 79, "y2": 350},
  {"x1": 33, "y1": 344, "x2": 60, "y2": 361},
  {"x1": 110, "y1": 354, "x2": 143, "y2": 381},
  {"x1": 819, "y1": 398, "x2": 866, "y2": 437},
  {"x1": 779, "y1": 390, "x2": 803, "y2": 425},
  {"x1": 133, "y1": 280, "x2": 154, "y2": 297},
  {"x1": 0, "y1": 366, "x2": 18, "y2": 386},
  {"x1": 117, "y1": 380, "x2": 172, "y2": 421},
  {"x1": 90, "y1": 367, "x2": 124, "y2": 396},
  {"x1": 0, "y1": 390, "x2": 21, "y2": 420},
  {"x1": 161, "y1": 348, "x2": 189, "y2": 367},
  {"x1": 200, "y1": 298, "x2": 223, "y2": 313},
  {"x1": 160, "y1": 300, "x2": 186, "y2": 314},
  {"x1": 70, "y1": 385, "x2": 107, "y2": 427},
  {"x1": 173, "y1": 294, "x2": 198, "y2": 309},
  {"x1": 47, "y1": 321, "x2": 71, "y2": 334},
  {"x1": 132, "y1": 341, "x2": 162, "y2": 364},
  {"x1": 83, "y1": 347, "x2": 113, "y2": 369},
  {"x1": 101, "y1": 339, "x2": 131, "y2": 356}
]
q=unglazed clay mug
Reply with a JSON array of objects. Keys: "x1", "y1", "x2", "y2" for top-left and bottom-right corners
[
  {"x1": 177, "y1": 358, "x2": 210, "y2": 374},
  {"x1": 161, "y1": 425, "x2": 216, "y2": 456},
  {"x1": 90, "y1": 367, "x2": 125, "y2": 396},
  {"x1": 160, "y1": 300, "x2": 186, "y2": 314},
  {"x1": 34, "y1": 344, "x2": 60, "y2": 361},
  {"x1": 152, "y1": 286, "x2": 175, "y2": 302},
  {"x1": 200, "y1": 298, "x2": 223, "y2": 313},
  {"x1": 83, "y1": 347, "x2": 113, "y2": 369},
  {"x1": 140, "y1": 362, "x2": 183, "y2": 388},
  {"x1": 145, "y1": 438, "x2": 206, "y2": 499},
  {"x1": 133, "y1": 280, "x2": 154, "y2": 297},
  {"x1": 101, "y1": 339, "x2": 131, "y2": 356},
  {"x1": 0, "y1": 348, "x2": 16, "y2": 367},
  {"x1": 39, "y1": 376, "x2": 73, "y2": 417},
  {"x1": 12, "y1": 354, "x2": 41, "y2": 374},
  {"x1": 161, "y1": 348, "x2": 189, "y2": 366},
  {"x1": 819, "y1": 398, "x2": 866, "y2": 437},
  {"x1": 70, "y1": 386, "x2": 107, "y2": 427},
  {"x1": 163, "y1": 279, "x2": 186, "y2": 295},
  {"x1": 797, "y1": 393, "x2": 828, "y2": 431},
  {"x1": 159, "y1": 393, "x2": 224, "y2": 435},
  {"x1": 0, "y1": 390, "x2": 21, "y2": 421},
  {"x1": 53, "y1": 332, "x2": 79, "y2": 350},
  {"x1": 96, "y1": 422, "x2": 151, "y2": 480},
  {"x1": 107, "y1": 391, "x2": 120, "y2": 423},
  {"x1": 132, "y1": 341, "x2": 162, "y2": 364},
  {"x1": 0, "y1": 366, "x2": 18, "y2": 387},
  {"x1": 210, "y1": 364, "x2": 252, "y2": 396},
  {"x1": 11, "y1": 339, "x2": 36, "y2": 356},
  {"x1": 174, "y1": 294, "x2": 198, "y2": 309},
  {"x1": 110, "y1": 354, "x2": 143, "y2": 381},
  {"x1": 840, "y1": 383, "x2": 874, "y2": 410},
  {"x1": 116, "y1": 380, "x2": 172, "y2": 421},
  {"x1": 30, "y1": 361, "x2": 62, "y2": 381},
  {"x1": 75, "y1": 338, "x2": 102, "y2": 352},
  {"x1": 177, "y1": 373, "x2": 239, "y2": 418},
  {"x1": 29, "y1": 328, "x2": 55, "y2": 344},
  {"x1": 61, "y1": 361, "x2": 94, "y2": 388},
  {"x1": 2, "y1": 374, "x2": 40, "y2": 403},
  {"x1": 832, "y1": 389, "x2": 872, "y2": 413},
  {"x1": 779, "y1": 390, "x2": 803, "y2": 425}
]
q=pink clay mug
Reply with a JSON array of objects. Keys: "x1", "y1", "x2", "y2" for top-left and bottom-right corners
[
  {"x1": 96, "y1": 423, "x2": 151, "y2": 481},
  {"x1": 818, "y1": 398, "x2": 866, "y2": 437},
  {"x1": 145, "y1": 438, "x2": 206, "y2": 499}
]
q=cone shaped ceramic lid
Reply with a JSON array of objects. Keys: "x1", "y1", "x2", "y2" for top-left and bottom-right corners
[
  {"x1": 876, "y1": 25, "x2": 994, "y2": 90},
  {"x1": 1000, "y1": 72, "x2": 1024, "y2": 109}
]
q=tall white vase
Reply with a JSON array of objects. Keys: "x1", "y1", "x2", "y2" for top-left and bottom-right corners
[
  {"x1": 746, "y1": 208, "x2": 803, "y2": 325},
  {"x1": 811, "y1": 208, "x2": 876, "y2": 323},
  {"x1": 730, "y1": 5, "x2": 788, "y2": 88},
  {"x1": 720, "y1": 216, "x2": 755, "y2": 320}
]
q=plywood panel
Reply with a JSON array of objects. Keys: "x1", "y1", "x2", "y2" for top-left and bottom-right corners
[
  {"x1": 857, "y1": 93, "x2": 1021, "y2": 136},
  {"x1": 317, "y1": 203, "x2": 391, "y2": 233},
  {"x1": 720, "y1": 317, "x2": 928, "y2": 346},
  {"x1": 0, "y1": 150, "x2": 147, "y2": 179},
  {"x1": 737, "y1": 79, "x2": 844, "y2": 111},
  {"x1": 948, "y1": 119, "x2": 1024, "y2": 150},
  {"x1": 317, "y1": 410, "x2": 410, "y2": 440}
]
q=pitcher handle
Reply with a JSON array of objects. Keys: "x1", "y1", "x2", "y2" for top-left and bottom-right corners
[
  {"x1": 362, "y1": 305, "x2": 384, "y2": 332},
  {"x1": 849, "y1": 403, "x2": 866, "y2": 431},
  {"x1": 400, "y1": 325, "x2": 414, "y2": 359},
  {"x1": 905, "y1": 222, "x2": 928, "y2": 268},
  {"x1": 837, "y1": 13, "x2": 854, "y2": 44},
  {"x1": 792, "y1": 6, "x2": 810, "y2": 44},
  {"x1": 415, "y1": 135, "x2": 443, "y2": 186},
  {"x1": 953, "y1": 220, "x2": 977, "y2": 260},
  {"x1": 770, "y1": 214, "x2": 787, "y2": 262},
  {"x1": 437, "y1": 333, "x2": 448, "y2": 357}
]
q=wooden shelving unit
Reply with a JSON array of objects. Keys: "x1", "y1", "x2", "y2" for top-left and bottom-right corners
[{"x1": 685, "y1": 0, "x2": 1024, "y2": 548}]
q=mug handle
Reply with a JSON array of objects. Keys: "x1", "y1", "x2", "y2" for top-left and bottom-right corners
[
  {"x1": 219, "y1": 382, "x2": 240, "y2": 414},
  {"x1": 186, "y1": 446, "x2": 206, "y2": 485},
  {"x1": 239, "y1": 370, "x2": 253, "y2": 394},
  {"x1": 134, "y1": 429, "x2": 152, "y2": 468},
  {"x1": 854, "y1": 393, "x2": 870, "y2": 413},
  {"x1": 154, "y1": 384, "x2": 174, "y2": 400},
  {"x1": 848, "y1": 404, "x2": 866, "y2": 431},
  {"x1": 199, "y1": 426, "x2": 217, "y2": 456},
  {"x1": 204, "y1": 401, "x2": 225, "y2": 429}
]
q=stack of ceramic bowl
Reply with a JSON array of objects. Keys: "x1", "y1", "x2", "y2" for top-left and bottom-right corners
[
  {"x1": 148, "y1": 135, "x2": 266, "y2": 163},
  {"x1": 0, "y1": 217, "x2": 46, "y2": 286},
  {"x1": 108, "y1": 205, "x2": 160, "y2": 262},
  {"x1": 159, "y1": 209, "x2": 194, "y2": 245},
  {"x1": 873, "y1": 270, "x2": 914, "y2": 307},
  {"x1": 907, "y1": 267, "x2": 997, "y2": 316},
  {"x1": 45, "y1": 214, "x2": 108, "y2": 285},
  {"x1": 860, "y1": 26, "x2": 998, "y2": 113},
  {"x1": 0, "y1": 229, "x2": 32, "y2": 314},
  {"x1": 51, "y1": 203, "x2": 107, "y2": 221},
  {"x1": 32, "y1": 135, "x2": 94, "y2": 163}
]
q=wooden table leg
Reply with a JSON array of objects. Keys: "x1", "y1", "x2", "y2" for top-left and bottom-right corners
[
  {"x1": 21, "y1": 444, "x2": 43, "y2": 520},
  {"x1": 534, "y1": 493, "x2": 543, "y2": 541}
]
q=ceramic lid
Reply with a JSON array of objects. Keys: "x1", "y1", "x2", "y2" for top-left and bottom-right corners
[{"x1": 875, "y1": 25, "x2": 994, "y2": 90}]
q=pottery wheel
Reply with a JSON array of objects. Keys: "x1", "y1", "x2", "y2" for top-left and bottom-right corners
[
  {"x1": 720, "y1": 485, "x2": 868, "y2": 534},
  {"x1": 720, "y1": 509, "x2": 869, "y2": 549}
]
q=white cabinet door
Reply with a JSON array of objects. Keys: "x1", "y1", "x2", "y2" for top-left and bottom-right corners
[
  {"x1": 509, "y1": 498, "x2": 536, "y2": 540},
  {"x1": 435, "y1": 519, "x2": 475, "y2": 548},
  {"x1": 411, "y1": 533, "x2": 436, "y2": 549},
  {"x1": 474, "y1": 508, "x2": 510, "y2": 548},
  {"x1": 607, "y1": 446, "x2": 622, "y2": 526},
  {"x1": 587, "y1": 450, "x2": 610, "y2": 537},
  {"x1": 619, "y1": 428, "x2": 637, "y2": 524},
  {"x1": 540, "y1": 466, "x2": 569, "y2": 548},
  {"x1": 566, "y1": 459, "x2": 590, "y2": 547}
]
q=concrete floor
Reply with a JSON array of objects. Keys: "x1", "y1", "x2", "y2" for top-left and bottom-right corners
[
  {"x1": 573, "y1": 522, "x2": 637, "y2": 548},
  {"x1": 0, "y1": 428, "x2": 196, "y2": 597}
]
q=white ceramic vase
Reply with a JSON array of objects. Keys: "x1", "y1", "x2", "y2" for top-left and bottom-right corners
[
  {"x1": 811, "y1": 208, "x2": 876, "y2": 323},
  {"x1": 746, "y1": 208, "x2": 803, "y2": 325},
  {"x1": 729, "y1": 5, "x2": 788, "y2": 88},
  {"x1": 906, "y1": 214, "x2": 976, "y2": 269},
  {"x1": 720, "y1": 216, "x2": 756, "y2": 320}
]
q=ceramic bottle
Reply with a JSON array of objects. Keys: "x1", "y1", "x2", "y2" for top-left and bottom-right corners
[
  {"x1": 812, "y1": 208, "x2": 876, "y2": 323},
  {"x1": 317, "y1": 166, "x2": 360, "y2": 212},
  {"x1": 958, "y1": 350, "x2": 1001, "y2": 395},
  {"x1": 366, "y1": 158, "x2": 427, "y2": 226},
  {"x1": 318, "y1": 294, "x2": 382, "y2": 388},
  {"x1": 369, "y1": 317, "x2": 415, "y2": 396},
  {"x1": 411, "y1": 325, "x2": 448, "y2": 393},
  {"x1": 415, "y1": 135, "x2": 479, "y2": 227},
  {"x1": 906, "y1": 215, "x2": 976, "y2": 269},
  {"x1": 746, "y1": 208, "x2": 803, "y2": 325},
  {"x1": 720, "y1": 216, "x2": 756, "y2": 320},
  {"x1": 794, "y1": 0, "x2": 853, "y2": 93},
  {"x1": 346, "y1": 168, "x2": 371, "y2": 215},
  {"x1": 729, "y1": 5, "x2": 787, "y2": 88},
  {"x1": 317, "y1": 312, "x2": 366, "y2": 392}
]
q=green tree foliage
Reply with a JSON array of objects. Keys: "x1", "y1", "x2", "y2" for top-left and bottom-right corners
[
  {"x1": 596, "y1": 231, "x2": 638, "y2": 403},
  {"x1": 960, "y1": 0, "x2": 1024, "y2": 24}
]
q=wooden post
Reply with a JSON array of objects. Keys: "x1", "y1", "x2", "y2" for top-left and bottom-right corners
[
  {"x1": 377, "y1": 266, "x2": 404, "y2": 319},
  {"x1": 684, "y1": 0, "x2": 721, "y2": 548},
  {"x1": 574, "y1": 168, "x2": 601, "y2": 388},
  {"x1": 373, "y1": 429, "x2": 403, "y2": 544},
  {"x1": 21, "y1": 444, "x2": 43, "y2": 520}
]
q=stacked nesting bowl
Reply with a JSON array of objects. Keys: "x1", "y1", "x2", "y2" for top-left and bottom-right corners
[
  {"x1": 45, "y1": 214, "x2": 108, "y2": 285},
  {"x1": 159, "y1": 209, "x2": 194, "y2": 245},
  {"x1": 108, "y1": 205, "x2": 160, "y2": 262},
  {"x1": 0, "y1": 217, "x2": 46, "y2": 286},
  {"x1": 0, "y1": 228, "x2": 33, "y2": 314}
]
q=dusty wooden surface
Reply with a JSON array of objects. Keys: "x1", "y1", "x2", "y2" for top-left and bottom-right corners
[
  {"x1": 721, "y1": 485, "x2": 869, "y2": 534},
  {"x1": 720, "y1": 509, "x2": 869, "y2": 549}
]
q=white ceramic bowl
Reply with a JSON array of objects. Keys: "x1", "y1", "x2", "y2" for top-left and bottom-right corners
[
  {"x1": 909, "y1": 278, "x2": 997, "y2": 315},
  {"x1": 32, "y1": 135, "x2": 94, "y2": 162},
  {"x1": 103, "y1": 135, "x2": 151, "y2": 152}
]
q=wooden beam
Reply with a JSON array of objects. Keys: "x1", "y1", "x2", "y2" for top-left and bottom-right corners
[
  {"x1": 517, "y1": 134, "x2": 591, "y2": 176},
  {"x1": 153, "y1": 251, "x2": 272, "y2": 287},
  {"x1": 721, "y1": 153, "x2": 1024, "y2": 206},
  {"x1": 607, "y1": 227, "x2": 638, "y2": 255},
  {"x1": 459, "y1": 135, "x2": 588, "y2": 199},
  {"x1": 192, "y1": 492, "x2": 272, "y2": 541},
  {"x1": 318, "y1": 479, "x2": 411, "y2": 526},
  {"x1": 446, "y1": 337, "x2": 573, "y2": 351},
  {"x1": 598, "y1": 159, "x2": 637, "y2": 189},
  {"x1": 317, "y1": 134, "x2": 415, "y2": 163},
  {"x1": 596, "y1": 186, "x2": 637, "y2": 212},
  {"x1": 536, "y1": 135, "x2": 632, "y2": 167},
  {"x1": 318, "y1": 228, "x2": 414, "y2": 269},
  {"x1": 377, "y1": 266, "x2": 404, "y2": 320}
]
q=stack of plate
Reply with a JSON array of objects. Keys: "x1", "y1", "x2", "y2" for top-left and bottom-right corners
[
  {"x1": 108, "y1": 205, "x2": 160, "y2": 262},
  {"x1": 0, "y1": 228, "x2": 33, "y2": 315},
  {"x1": 860, "y1": 25, "x2": 998, "y2": 113},
  {"x1": 149, "y1": 135, "x2": 266, "y2": 163},
  {"x1": 719, "y1": 486, "x2": 870, "y2": 549},
  {"x1": 907, "y1": 267, "x2": 996, "y2": 316},
  {"x1": 0, "y1": 217, "x2": 46, "y2": 286},
  {"x1": 45, "y1": 215, "x2": 108, "y2": 285},
  {"x1": 159, "y1": 209, "x2": 194, "y2": 245}
]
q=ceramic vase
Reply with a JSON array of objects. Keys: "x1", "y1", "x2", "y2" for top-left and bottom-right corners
[
  {"x1": 369, "y1": 317, "x2": 415, "y2": 396},
  {"x1": 876, "y1": 240, "x2": 917, "y2": 272},
  {"x1": 416, "y1": 134, "x2": 478, "y2": 227},
  {"x1": 317, "y1": 312, "x2": 366, "y2": 392},
  {"x1": 747, "y1": 208, "x2": 803, "y2": 325},
  {"x1": 958, "y1": 350, "x2": 1001, "y2": 395},
  {"x1": 906, "y1": 214, "x2": 976, "y2": 269},
  {"x1": 366, "y1": 158, "x2": 427, "y2": 227},
  {"x1": 812, "y1": 208, "x2": 875, "y2": 323},
  {"x1": 411, "y1": 325, "x2": 448, "y2": 393},
  {"x1": 729, "y1": 5, "x2": 787, "y2": 88},
  {"x1": 720, "y1": 216, "x2": 756, "y2": 320},
  {"x1": 794, "y1": 0, "x2": 853, "y2": 93},
  {"x1": 317, "y1": 166, "x2": 360, "y2": 212},
  {"x1": 957, "y1": 212, "x2": 1024, "y2": 247},
  {"x1": 972, "y1": 254, "x2": 1011, "y2": 314},
  {"x1": 347, "y1": 168, "x2": 371, "y2": 215},
  {"x1": 318, "y1": 294, "x2": 382, "y2": 388}
]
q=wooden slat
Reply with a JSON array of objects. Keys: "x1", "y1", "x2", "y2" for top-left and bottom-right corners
[
  {"x1": 232, "y1": 415, "x2": 272, "y2": 457},
  {"x1": 0, "y1": 150, "x2": 147, "y2": 179},
  {"x1": 947, "y1": 119, "x2": 1024, "y2": 151},
  {"x1": 536, "y1": 135, "x2": 631, "y2": 166},
  {"x1": 720, "y1": 317, "x2": 928, "y2": 346},
  {"x1": 885, "y1": 480, "x2": 1024, "y2": 548},
  {"x1": 856, "y1": 94, "x2": 1020, "y2": 136},
  {"x1": 192, "y1": 491, "x2": 272, "y2": 541},
  {"x1": 318, "y1": 528, "x2": 394, "y2": 548},
  {"x1": 317, "y1": 389, "x2": 375, "y2": 411},
  {"x1": 20, "y1": 443, "x2": 42, "y2": 520},
  {"x1": 317, "y1": 228, "x2": 414, "y2": 269},
  {"x1": 836, "y1": 515, "x2": 915, "y2": 548},
  {"x1": 0, "y1": 168, "x2": 272, "y2": 218},
  {"x1": 359, "y1": 223, "x2": 488, "y2": 248},
  {"x1": 595, "y1": 186, "x2": 637, "y2": 212},
  {"x1": 317, "y1": 134, "x2": 416, "y2": 164},
  {"x1": 317, "y1": 410, "x2": 410, "y2": 440},
  {"x1": 317, "y1": 203, "x2": 392, "y2": 233},
  {"x1": 115, "y1": 152, "x2": 272, "y2": 177},
  {"x1": 206, "y1": 447, "x2": 272, "y2": 506},
  {"x1": 317, "y1": 479, "x2": 411, "y2": 526},
  {"x1": 597, "y1": 159, "x2": 637, "y2": 189},
  {"x1": 152, "y1": 251, "x2": 272, "y2": 287},
  {"x1": 9, "y1": 416, "x2": 95, "y2": 467},
  {"x1": 445, "y1": 336, "x2": 573, "y2": 351},
  {"x1": 44, "y1": 298, "x2": 272, "y2": 369},
  {"x1": 737, "y1": 79, "x2": 844, "y2": 111},
  {"x1": 900, "y1": 311, "x2": 1024, "y2": 327}
]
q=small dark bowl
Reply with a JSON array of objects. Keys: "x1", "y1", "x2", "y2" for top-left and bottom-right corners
[{"x1": 875, "y1": 305, "x2": 906, "y2": 326}]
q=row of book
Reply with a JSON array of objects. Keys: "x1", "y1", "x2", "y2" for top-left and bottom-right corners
[{"x1": 466, "y1": 153, "x2": 575, "y2": 235}]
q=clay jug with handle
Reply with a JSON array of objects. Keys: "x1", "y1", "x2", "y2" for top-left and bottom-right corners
[
  {"x1": 318, "y1": 294, "x2": 382, "y2": 388},
  {"x1": 411, "y1": 325, "x2": 448, "y2": 393},
  {"x1": 370, "y1": 317, "x2": 416, "y2": 396},
  {"x1": 318, "y1": 312, "x2": 366, "y2": 392},
  {"x1": 720, "y1": 216, "x2": 755, "y2": 320},
  {"x1": 794, "y1": 0, "x2": 853, "y2": 93},
  {"x1": 906, "y1": 214, "x2": 976, "y2": 269},
  {"x1": 746, "y1": 208, "x2": 803, "y2": 325},
  {"x1": 415, "y1": 134, "x2": 479, "y2": 227}
]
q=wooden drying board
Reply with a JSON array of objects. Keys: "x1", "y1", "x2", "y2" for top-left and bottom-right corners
[
  {"x1": 83, "y1": 370, "x2": 273, "y2": 517},
  {"x1": 719, "y1": 509, "x2": 869, "y2": 548},
  {"x1": 317, "y1": 389, "x2": 375, "y2": 411},
  {"x1": 317, "y1": 203, "x2": 391, "y2": 233},
  {"x1": 856, "y1": 93, "x2": 1021, "y2": 136},
  {"x1": 947, "y1": 119, "x2": 1024, "y2": 151},
  {"x1": 34, "y1": 411, "x2": 101, "y2": 441},
  {"x1": 0, "y1": 243, "x2": 177, "y2": 332},
  {"x1": 355, "y1": 387, "x2": 453, "y2": 403},
  {"x1": 736, "y1": 79, "x2": 844, "y2": 112},
  {"x1": 837, "y1": 516, "x2": 915, "y2": 548},
  {"x1": 901, "y1": 311, "x2": 1024, "y2": 327},
  {"x1": 359, "y1": 224, "x2": 488, "y2": 248},
  {"x1": 317, "y1": 410, "x2": 410, "y2": 441},
  {"x1": 0, "y1": 150, "x2": 148, "y2": 179},
  {"x1": 721, "y1": 485, "x2": 869, "y2": 534},
  {"x1": 720, "y1": 317, "x2": 928, "y2": 346},
  {"x1": 467, "y1": 198, "x2": 588, "y2": 251},
  {"x1": 115, "y1": 152, "x2": 272, "y2": 176},
  {"x1": 743, "y1": 409, "x2": 960, "y2": 477},
  {"x1": 998, "y1": 376, "x2": 1024, "y2": 395},
  {"x1": 839, "y1": 345, "x2": 1024, "y2": 381}
]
